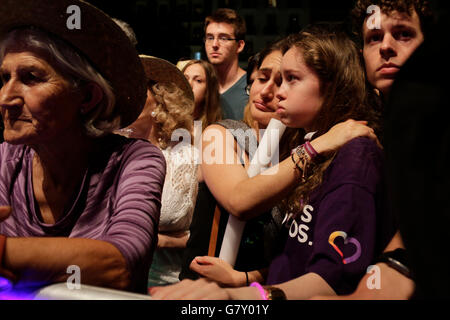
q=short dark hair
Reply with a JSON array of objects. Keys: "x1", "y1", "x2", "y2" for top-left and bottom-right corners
[
  {"x1": 204, "y1": 8, "x2": 246, "y2": 40},
  {"x1": 351, "y1": 0, "x2": 433, "y2": 43}
]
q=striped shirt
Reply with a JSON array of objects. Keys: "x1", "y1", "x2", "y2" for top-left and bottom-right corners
[{"x1": 0, "y1": 134, "x2": 166, "y2": 293}]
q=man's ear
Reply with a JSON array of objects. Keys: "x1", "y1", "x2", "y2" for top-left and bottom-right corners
[
  {"x1": 237, "y1": 39, "x2": 245, "y2": 54},
  {"x1": 80, "y1": 82, "x2": 103, "y2": 115}
]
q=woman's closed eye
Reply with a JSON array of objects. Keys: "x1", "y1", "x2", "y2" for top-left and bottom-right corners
[
  {"x1": 21, "y1": 71, "x2": 44, "y2": 84},
  {"x1": 0, "y1": 72, "x2": 10, "y2": 85},
  {"x1": 256, "y1": 76, "x2": 269, "y2": 84}
]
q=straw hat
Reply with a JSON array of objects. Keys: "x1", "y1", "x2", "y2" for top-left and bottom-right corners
[
  {"x1": 0, "y1": 0, "x2": 146, "y2": 128},
  {"x1": 140, "y1": 55, "x2": 194, "y2": 103},
  {"x1": 176, "y1": 59, "x2": 192, "y2": 72}
]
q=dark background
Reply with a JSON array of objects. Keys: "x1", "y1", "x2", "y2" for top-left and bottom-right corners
[{"x1": 87, "y1": 0, "x2": 356, "y2": 64}]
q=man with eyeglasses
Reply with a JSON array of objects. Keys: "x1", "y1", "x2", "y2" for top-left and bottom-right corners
[{"x1": 204, "y1": 8, "x2": 248, "y2": 120}]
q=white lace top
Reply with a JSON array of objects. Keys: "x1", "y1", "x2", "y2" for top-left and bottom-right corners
[
  {"x1": 160, "y1": 142, "x2": 199, "y2": 231},
  {"x1": 148, "y1": 142, "x2": 199, "y2": 286}
]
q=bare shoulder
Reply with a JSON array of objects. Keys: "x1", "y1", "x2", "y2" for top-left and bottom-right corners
[{"x1": 202, "y1": 124, "x2": 237, "y2": 147}]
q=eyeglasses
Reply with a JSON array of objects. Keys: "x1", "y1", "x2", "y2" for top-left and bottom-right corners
[{"x1": 204, "y1": 35, "x2": 238, "y2": 45}]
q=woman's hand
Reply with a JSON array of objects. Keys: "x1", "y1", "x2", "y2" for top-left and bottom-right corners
[
  {"x1": 311, "y1": 119, "x2": 380, "y2": 154},
  {"x1": 150, "y1": 278, "x2": 232, "y2": 300},
  {"x1": 189, "y1": 256, "x2": 245, "y2": 287},
  {"x1": 149, "y1": 278, "x2": 260, "y2": 300},
  {"x1": 0, "y1": 206, "x2": 12, "y2": 222}
]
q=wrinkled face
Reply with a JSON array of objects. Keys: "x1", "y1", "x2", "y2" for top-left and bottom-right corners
[
  {"x1": 249, "y1": 50, "x2": 282, "y2": 128},
  {"x1": 184, "y1": 63, "x2": 207, "y2": 116},
  {"x1": 363, "y1": 10, "x2": 424, "y2": 96},
  {"x1": 0, "y1": 50, "x2": 82, "y2": 146},
  {"x1": 276, "y1": 47, "x2": 323, "y2": 131},
  {"x1": 204, "y1": 22, "x2": 244, "y2": 66}
]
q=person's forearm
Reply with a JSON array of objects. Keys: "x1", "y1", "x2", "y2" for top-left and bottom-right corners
[
  {"x1": 230, "y1": 268, "x2": 267, "y2": 287},
  {"x1": 248, "y1": 269, "x2": 267, "y2": 285},
  {"x1": 204, "y1": 120, "x2": 377, "y2": 221},
  {"x1": 226, "y1": 130, "x2": 354, "y2": 220},
  {"x1": 242, "y1": 269, "x2": 266, "y2": 286},
  {"x1": 273, "y1": 273, "x2": 336, "y2": 300},
  {"x1": 157, "y1": 232, "x2": 189, "y2": 249},
  {"x1": 3, "y1": 237, "x2": 130, "y2": 290},
  {"x1": 223, "y1": 157, "x2": 301, "y2": 220},
  {"x1": 219, "y1": 134, "x2": 334, "y2": 220}
]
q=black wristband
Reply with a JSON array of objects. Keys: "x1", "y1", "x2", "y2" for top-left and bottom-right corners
[{"x1": 374, "y1": 248, "x2": 413, "y2": 279}]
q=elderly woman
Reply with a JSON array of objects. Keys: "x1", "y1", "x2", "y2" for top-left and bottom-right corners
[
  {"x1": 117, "y1": 56, "x2": 198, "y2": 288},
  {"x1": 0, "y1": 0, "x2": 165, "y2": 294}
]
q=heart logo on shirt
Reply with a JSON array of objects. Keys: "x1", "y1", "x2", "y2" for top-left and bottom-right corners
[{"x1": 328, "y1": 231, "x2": 361, "y2": 264}]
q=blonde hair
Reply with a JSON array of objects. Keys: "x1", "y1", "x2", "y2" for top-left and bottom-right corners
[{"x1": 150, "y1": 82, "x2": 194, "y2": 149}]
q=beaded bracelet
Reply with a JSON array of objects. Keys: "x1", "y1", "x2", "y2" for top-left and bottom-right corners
[
  {"x1": 250, "y1": 282, "x2": 268, "y2": 300},
  {"x1": 292, "y1": 144, "x2": 313, "y2": 182}
]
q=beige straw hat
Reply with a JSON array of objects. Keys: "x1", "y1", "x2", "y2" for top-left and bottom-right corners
[
  {"x1": 140, "y1": 55, "x2": 194, "y2": 103},
  {"x1": 0, "y1": 0, "x2": 146, "y2": 128}
]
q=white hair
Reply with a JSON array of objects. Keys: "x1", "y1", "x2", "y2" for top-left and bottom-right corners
[{"x1": 0, "y1": 27, "x2": 119, "y2": 137}]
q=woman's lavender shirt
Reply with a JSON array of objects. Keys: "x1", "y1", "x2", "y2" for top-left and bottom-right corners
[
  {"x1": 267, "y1": 137, "x2": 396, "y2": 295},
  {"x1": 0, "y1": 135, "x2": 166, "y2": 293}
]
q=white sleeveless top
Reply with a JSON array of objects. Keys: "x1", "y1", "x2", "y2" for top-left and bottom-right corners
[{"x1": 148, "y1": 142, "x2": 199, "y2": 286}]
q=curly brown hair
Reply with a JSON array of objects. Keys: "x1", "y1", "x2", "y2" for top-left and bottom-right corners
[
  {"x1": 150, "y1": 82, "x2": 194, "y2": 149},
  {"x1": 280, "y1": 23, "x2": 382, "y2": 216},
  {"x1": 351, "y1": 0, "x2": 433, "y2": 45}
]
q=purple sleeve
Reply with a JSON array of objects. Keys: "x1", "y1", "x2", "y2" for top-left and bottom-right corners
[
  {"x1": 306, "y1": 184, "x2": 377, "y2": 294},
  {"x1": 99, "y1": 141, "x2": 166, "y2": 290},
  {"x1": 306, "y1": 137, "x2": 383, "y2": 294}
]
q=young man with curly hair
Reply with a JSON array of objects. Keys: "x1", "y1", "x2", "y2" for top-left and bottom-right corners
[
  {"x1": 352, "y1": 0, "x2": 433, "y2": 98},
  {"x1": 315, "y1": 0, "x2": 438, "y2": 300}
]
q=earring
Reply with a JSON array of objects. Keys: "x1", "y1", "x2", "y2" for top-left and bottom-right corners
[{"x1": 151, "y1": 111, "x2": 157, "y2": 117}]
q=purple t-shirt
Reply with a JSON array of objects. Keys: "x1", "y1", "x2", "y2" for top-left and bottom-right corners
[
  {"x1": 0, "y1": 135, "x2": 166, "y2": 293},
  {"x1": 266, "y1": 137, "x2": 395, "y2": 295}
]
